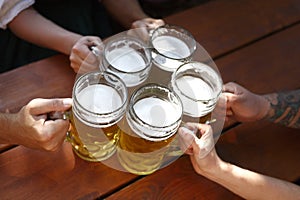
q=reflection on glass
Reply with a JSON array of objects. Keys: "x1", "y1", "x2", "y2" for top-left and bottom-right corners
[
  {"x1": 68, "y1": 71, "x2": 128, "y2": 162},
  {"x1": 171, "y1": 61, "x2": 223, "y2": 118},
  {"x1": 103, "y1": 36, "x2": 152, "y2": 87},
  {"x1": 150, "y1": 25, "x2": 196, "y2": 72},
  {"x1": 118, "y1": 84, "x2": 183, "y2": 175}
]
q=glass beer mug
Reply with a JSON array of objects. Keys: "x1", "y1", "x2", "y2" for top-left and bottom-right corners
[
  {"x1": 150, "y1": 25, "x2": 196, "y2": 72},
  {"x1": 102, "y1": 35, "x2": 152, "y2": 87},
  {"x1": 170, "y1": 61, "x2": 223, "y2": 122},
  {"x1": 67, "y1": 71, "x2": 128, "y2": 162},
  {"x1": 117, "y1": 83, "x2": 183, "y2": 175}
]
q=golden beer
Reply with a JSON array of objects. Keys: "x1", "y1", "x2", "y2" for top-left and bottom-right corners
[
  {"x1": 117, "y1": 84, "x2": 183, "y2": 175},
  {"x1": 118, "y1": 126, "x2": 175, "y2": 175},
  {"x1": 68, "y1": 71, "x2": 128, "y2": 162},
  {"x1": 67, "y1": 112, "x2": 121, "y2": 162}
]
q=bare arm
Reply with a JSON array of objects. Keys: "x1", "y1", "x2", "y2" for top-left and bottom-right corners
[
  {"x1": 0, "y1": 98, "x2": 72, "y2": 151},
  {"x1": 179, "y1": 123, "x2": 300, "y2": 200},
  {"x1": 8, "y1": 6, "x2": 82, "y2": 55},
  {"x1": 8, "y1": 6, "x2": 102, "y2": 73},
  {"x1": 205, "y1": 158, "x2": 300, "y2": 200}
]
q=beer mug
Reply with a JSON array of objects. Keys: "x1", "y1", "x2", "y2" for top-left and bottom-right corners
[
  {"x1": 150, "y1": 25, "x2": 196, "y2": 72},
  {"x1": 117, "y1": 83, "x2": 183, "y2": 175},
  {"x1": 102, "y1": 35, "x2": 152, "y2": 87},
  {"x1": 67, "y1": 71, "x2": 128, "y2": 162},
  {"x1": 170, "y1": 61, "x2": 223, "y2": 119}
]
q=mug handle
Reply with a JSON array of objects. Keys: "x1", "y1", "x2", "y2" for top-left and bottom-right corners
[
  {"x1": 47, "y1": 110, "x2": 72, "y2": 143},
  {"x1": 47, "y1": 110, "x2": 71, "y2": 120},
  {"x1": 165, "y1": 119, "x2": 217, "y2": 157}
]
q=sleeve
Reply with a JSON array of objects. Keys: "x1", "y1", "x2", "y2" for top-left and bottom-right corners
[{"x1": 0, "y1": 0, "x2": 35, "y2": 29}]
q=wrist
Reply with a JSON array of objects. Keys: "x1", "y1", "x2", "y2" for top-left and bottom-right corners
[
  {"x1": 260, "y1": 94, "x2": 276, "y2": 120},
  {"x1": 201, "y1": 158, "x2": 229, "y2": 178},
  {"x1": 61, "y1": 33, "x2": 82, "y2": 55},
  {"x1": 253, "y1": 94, "x2": 271, "y2": 120},
  {"x1": 196, "y1": 150, "x2": 228, "y2": 179}
]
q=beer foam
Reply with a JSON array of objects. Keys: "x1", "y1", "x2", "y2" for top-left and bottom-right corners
[
  {"x1": 133, "y1": 97, "x2": 181, "y2": 127},
  {"x1": 107, "y1": 46, "x2": 146, "y2": 72},
  {"x1": 77, "y1": 84, "x2": 122, "y2": 113},
  {"x1": 173, "y1": 75, "x2": 215, "y2": 117},
  {"x1": 152, "y1": 35, "x2": 190, "y2": 59},
  {"x1": 176, "y1": 75, "x2": 214, "y2": 100}
]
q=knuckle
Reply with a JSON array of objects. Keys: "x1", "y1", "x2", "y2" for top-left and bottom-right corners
[
  {"x1": 72, "y1": 45, "x2": 81, "y2": 54},
  {"x1": 51, "y1": 99, "x2": 64, "y2": 110}
]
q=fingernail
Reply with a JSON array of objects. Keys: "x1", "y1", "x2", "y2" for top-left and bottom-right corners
[{"x1": 63, "y1": 98, "x2": 73, "y2": 106}]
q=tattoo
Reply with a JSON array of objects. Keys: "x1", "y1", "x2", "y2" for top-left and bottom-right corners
[{"x1": 266, "y1": 90, "x2": 300, "y2": 129}]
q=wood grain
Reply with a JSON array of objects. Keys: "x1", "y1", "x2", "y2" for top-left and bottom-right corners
[
  {"x1": 0, "y1": 143, "x2": 137, "y2": 200},
  {"x1": 165, "y1": 0, "x2": 300, "y2": 59},
  {"x1": 0, "y1": 0, "x2": 299, "y2": 199}
]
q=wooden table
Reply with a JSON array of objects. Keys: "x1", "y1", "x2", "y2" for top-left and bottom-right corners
[{"x1": 0, "y1": 0, "x2": 299, "y2": 199}]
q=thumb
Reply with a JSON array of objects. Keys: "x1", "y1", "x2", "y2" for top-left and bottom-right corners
[
  {"x1": 224, "y1": 92, "x2": 236, "y2": 109},
  {"x1": 180, "y1": 123, "x2": 215, "y2": 159},
  {"x1": 28, "y1": 98, "x2": 72, "y2": 115},
  {"x1": 178, "y1": 126, "x2": 198, "y2": 155},
  {"x1": 223, "y1": 82, "x2": 241, "y2": 93},
  {"x1": 195, "y1": 123, "x2": 215, "y2": 159}
]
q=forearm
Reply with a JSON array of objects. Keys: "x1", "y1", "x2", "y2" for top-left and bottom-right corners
[
  {"x1": 101, "y1": 0, "x2": 148, "y2": 28},
  {"x1": 8, "y1": 7, "x2": 82, "y2": 55},
  {"x1": 203, "y1": 160, "x2": 300, "y2": 200},
  {"x1": 263, "y1": 90, "x2": 300, "y2": 128}
]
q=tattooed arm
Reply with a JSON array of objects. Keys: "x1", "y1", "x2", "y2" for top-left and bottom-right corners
[
  {"x1": 264, "y1": 90, "x2": 300, "y2": 128},
  {"x1": 224, "y1": 82, "x2": 300, "y2": 128}
]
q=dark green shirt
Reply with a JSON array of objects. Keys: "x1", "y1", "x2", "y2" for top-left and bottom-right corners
[{"x1": 0, "y1": 0, "x2": 113, "y2": 73}]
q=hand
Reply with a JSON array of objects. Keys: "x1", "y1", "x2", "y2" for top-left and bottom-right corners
[
  {"x1": 178, "y1": 123, "x2": 221, "y2": 175},
  {"x1": 130, "y1": 18, "x2": 165, "y2": 41},
  {"x1": 223, "y1": 82, "x2": 270, "y2": 122},
  {"x1": 69, "y1": 36, "x2": 103, "y2": 73},
  {"x1": 131, "y1": 18, "x2": 165, "y2": 29},
  {"x1": 14, "y1": 98, "x2": 72, "y2": 151}
]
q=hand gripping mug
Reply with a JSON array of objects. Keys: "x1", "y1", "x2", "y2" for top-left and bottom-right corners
[
  {"x1": 117, "y1": 83, "x2": 183, "y2": 175},
  {"x1": 67, "y1": 71, "x2": 128, "y2": 162}
]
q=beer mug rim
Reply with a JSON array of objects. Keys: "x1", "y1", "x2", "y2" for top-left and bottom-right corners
[
  {"x1": 73, "y1": 71, "x2": 128, "y2": 117},
  {"x1": 171, "y1": 61, "x2": 223, "y2": 103},
  {"x1": 150, "y1": 24, "x2": 197, "y2": 61},
  {"x1": 103, "y1": 35, "x2": 152, "y2": 74},
  {"x1": 128, "y1": 83, "x2": 183, "y2": 130}
]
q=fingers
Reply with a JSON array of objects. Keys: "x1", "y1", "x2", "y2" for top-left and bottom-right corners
[
  {"x1": 132, "y1": 18, "x2": 165, "y2": 29},
  {"x1": 223, "y1": 82, "x2": 243, "y2": 119},
  {"x1": 71, "y1": 54, "x2": 99, "y2": 74},
  {"x1": 223, "y1": 82, "x2": 250, "y2": 97},
  {"x1": 130, "y1": 18, "x2": 164, "y2": 42},
  {"x1": 223, "y1": 82, "x2": 240, "y2": 94},
  {"x1": 224, "y1": 92, "x2": 235, "y2": 113},
  {"x1": 70, "y1": 36, "x2": 103, "y2": 73},
  {"x1": 178, "y1": 126, "x2": 197, "y2": 155},
  {"x1": 28, "y1": 98, "x2": 72, "y2": 116},
  {"x1": 42, "y1": 119, "x2": 70, "y2": 151},
  {"x1": 178, "y1": 123, "x2": 214, "y2": 158}
]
